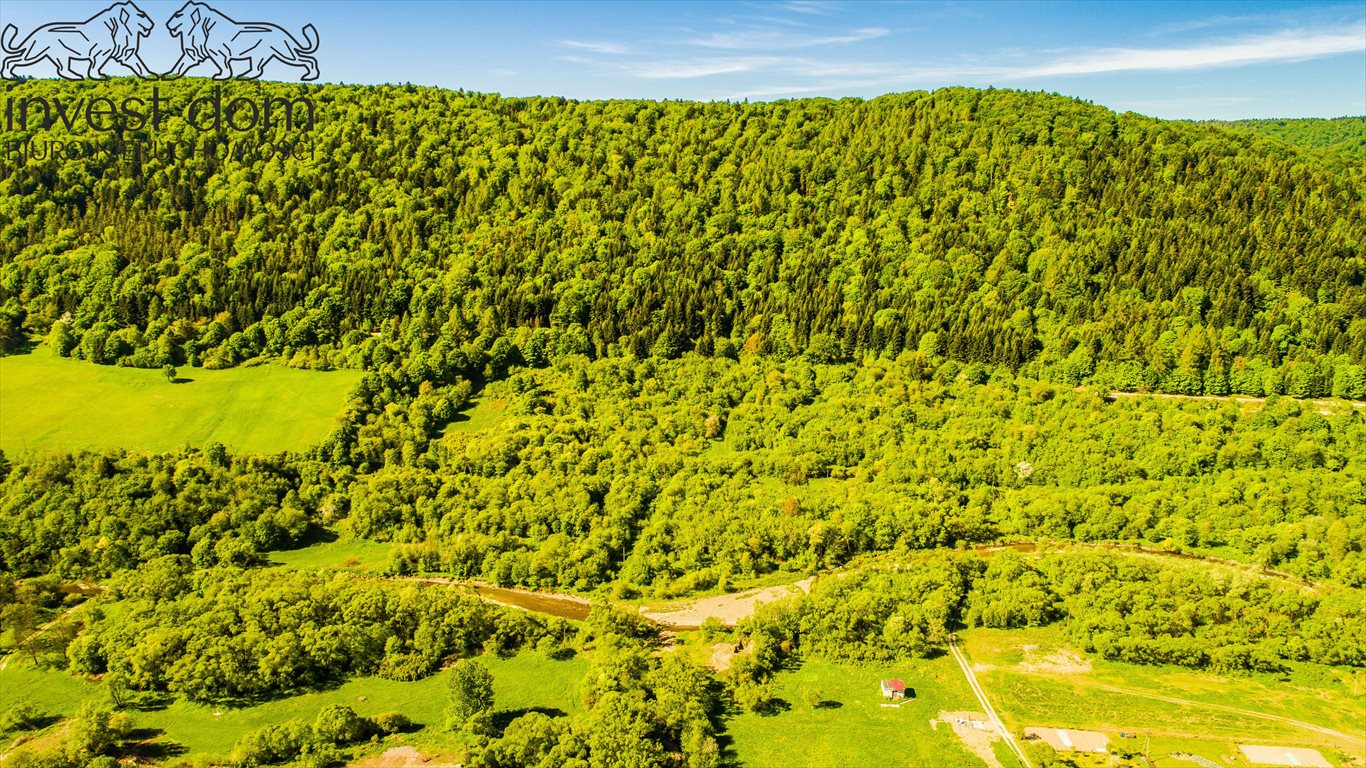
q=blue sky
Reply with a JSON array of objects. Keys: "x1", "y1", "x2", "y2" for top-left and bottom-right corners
[{"x1": 3, "y1": 1, "x2": 1363, "y2": 119}]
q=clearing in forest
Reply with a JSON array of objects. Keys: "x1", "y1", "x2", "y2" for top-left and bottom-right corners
[{"x1": 0, "y1": 350, "x2": 360, "y2": 454}]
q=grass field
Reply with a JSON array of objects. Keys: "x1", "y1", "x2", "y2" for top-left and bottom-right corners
[
  {"x1": 442, "y1": 396, "x2": 508, "y2": 435},
  {"x1": 0, "y1": 350, "x2": 360, "y2": 455},
  {"x1": 266, "y1": 535, "x2": 394, "y2": 573},
  {"x1": 723, "y1": 656, "x2": 987, "y2": 768},
  {"x1": 961, "y1": 626, "x2": 1364, "y2": 765},
  {"x1": 0, "y1": 652, "x2": 587, "y2": 761}
]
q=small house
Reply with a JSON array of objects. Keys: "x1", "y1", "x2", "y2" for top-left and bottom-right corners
[{"x1": 879, "y1": 678, "x2": 906, "y2": 699}]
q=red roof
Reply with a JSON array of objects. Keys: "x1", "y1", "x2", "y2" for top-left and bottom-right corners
[{"x1": 883, "y1": 679, "x2": 905, "y2": 691}]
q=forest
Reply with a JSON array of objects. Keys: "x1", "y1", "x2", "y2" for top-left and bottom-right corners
[
  {"x1": 1, "y1": 80, "x2": 1364, "y2": 766},
  {"x1": 3, "y1": 81, "x2": 1365, "y2": 397},
  {"x1": 1206, "y1": 116, "x2": 1366, "y2": 161}
]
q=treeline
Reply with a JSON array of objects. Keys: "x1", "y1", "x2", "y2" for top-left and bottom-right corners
[
  {"x1": 727, "y1": 550, "x2": 1362, "y2": 699},
  {"x1": 8, "y1": 565, "x2": 722, "y2": 768},
  {"x1": 3, "y1": 354, "x2": 1363, "y2": 591},
  {"x1": 361, "y1": 354, "x2": 1366, "y2": 588},
  {"x1": 467, "y1": 606, "x2": 721, "y2": 768},
  {"x1": 223, "y1": 604, "x2": 722, "y2": 768},
  {"x1": 47, "y1": 561, "x2": 720, "y2": 768},
  {"x1": 1205, "y1": 116, "x2": 1366, "y2": 161},
  {"x1": 3, "y1": 81, "x2": 1365, "y2": 395},
  {"x1": 66, "y1": 560, "x2": 574, "y2": 702},
  {"x1": 0, "y1": 447, "x2": 347, "y2": 578}
]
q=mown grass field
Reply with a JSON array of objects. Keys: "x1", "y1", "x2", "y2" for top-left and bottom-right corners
[
  {"x1": 0, "y1": 652, "x2": 587, "y2": 761},
  {"x1": 961, "y1": 626, "x2": 1364, "y2": 766},
  {"x1": 266, "y1": 536, "x2": 394, "y2": 573},
  {"x1": 723, "y1": 656, "x2": 987, "y2": 768},
  {"x1": 0, "y1": 350, "x2": 360, "y2": 455}
]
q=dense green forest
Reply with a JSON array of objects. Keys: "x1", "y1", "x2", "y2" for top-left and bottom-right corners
[
  {"x1": 1206, "y1": 116, "x2": 1366, "y2": 161},
  {"x1": 3, "y1": 81, "x2": 1365, "y2": 397},
  {"x1": 4, "y1": 354, "x2": 1363, "y2": 656},
  {"x1": 5, "y1": 355, "x2": 1365, "y2": 591},
  {"x1": 2, "y1": 80, "x2": 1365, "y2": 766}
]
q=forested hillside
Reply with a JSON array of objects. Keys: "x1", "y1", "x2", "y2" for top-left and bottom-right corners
[
  {"x1": 3, "y1": 82, "x2": 1365, "y2": 397},
  {"x1": 3, "y1": 81, "x2": 1366, "y2": 766},
  {"x1": 1207, "y1": 116, "x2": 1366, "y2": 161}
]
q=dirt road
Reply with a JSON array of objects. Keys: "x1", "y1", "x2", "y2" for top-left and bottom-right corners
[
  {"x1": 1107, "y1": 390, "x2": 1366, "y2": 416},
  {"x1": 1085, "y1": 682, "x2": 1360, "y2": 747},
  {"x1": 948, "y1": 637, "x2": 1032, "y2": 768}
]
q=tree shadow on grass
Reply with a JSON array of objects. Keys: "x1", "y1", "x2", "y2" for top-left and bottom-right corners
[
  {"x1": 756, "y1": 697, "x2": 791, "y2": 717},
  {"x1": 715, "y1": 731, "x2": 740, "y2": 768},
  {"x1": 18, "y1": 714, "x2": 63, "y2": 730},
  {"x1": 491, "y1": 706, "x2": 568, "y2": 735},
  {"x1": 813, "y1": 700, "x2": 843, "y2": 709},
  {"x1": 292, "y1": 526, "x2": 341, "y2": 548},
  {"x1": 121, "y1": 691, "x2": 175, "y2": 712},
  {"x1": 122, "y1": 728, "x2": 187, "y2": 762},
  {"x1": 263, "y1": 527, "x2": 340, "y2": 562}
]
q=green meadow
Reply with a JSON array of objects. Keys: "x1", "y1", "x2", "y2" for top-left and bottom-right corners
[
  {"x1": 723, "y1": 656, "x2": 987, "y2": 768},
  {"x1": 961, "y1": 626, "x2": 1364, "y2": 764},
  {"x1": 0, "y1": 350, "x2": 360, "y2": 455},
  {"x1": 266, "y1": 536, "x2": 395, "y2": 573},
  {"x1": 0, "y1": 652, "x2": 588, "y2": 761}
]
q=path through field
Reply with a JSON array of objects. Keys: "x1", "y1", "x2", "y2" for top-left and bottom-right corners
[
  {"x1": 948, "y1": 637, "x2": 1032, "y2": 768},
  {"x1": 0, "y1": 601, "x2": 88, "y2": 673},
  {"x1": 1084, "y1": 682, "x2": 1360, "y2": 747}
]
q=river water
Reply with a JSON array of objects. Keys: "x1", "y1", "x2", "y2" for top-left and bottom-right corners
[{"x1": 472, "y1": 584, "x2": 593, "y2": 621}]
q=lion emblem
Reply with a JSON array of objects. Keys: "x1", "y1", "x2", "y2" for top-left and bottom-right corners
[
  {"x1": 1, "y1": 1, "x2": 156, "y2": 80},
  {"x1": 164, "y1": 1, "x2": 319, "y2": 81}
]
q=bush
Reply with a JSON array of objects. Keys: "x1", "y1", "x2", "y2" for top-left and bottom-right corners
[
  {"x1": 313, "y1": 704, "x2": 371, "y2": 745},
  {"x1": 370, "y1": 711, "x2": 413, "y2": 735},
  {"x1": 232, "y1": 720, "x2": 314, "y2": 766},
  {"x1": 699, "y1": 617, "x2": 729, "y2": 643},
  {"x1": 447, "y1": 659, "x2": 495, "y2": 729},
  {"x1": 1, "y1": 703, "x2": 46, "y2": 732}
]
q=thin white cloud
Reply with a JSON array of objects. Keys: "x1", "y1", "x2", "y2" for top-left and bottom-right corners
[
  {"x1": 1150, "y1": 13, "x2": 1290, "y2": 36},
  {"x1": 732, "y1": 82, "x2": 843, "y2": 98},
  {"x1": 559, "y1": 22, "x2": 1365, "y2": 97},
  {"x1": 689, "y1": 26, "x2": 889, "y2": 50},
  {"x1": 562, "y1": 40, "x2": 634, "y2": 55},
  {"x1": 628, "y1": 57, "x2": 783, "y2": 80},
  {"x1": 1012, "y1": 26, "x2": 1366, "y2": 78},
  {"x1": 777, "y1": 1, "x2": 840, "y2": 16}
]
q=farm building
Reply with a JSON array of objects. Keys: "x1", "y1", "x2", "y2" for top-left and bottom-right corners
[{"x1": 879, "y1": 678, "x2": 906, "y2": 699}]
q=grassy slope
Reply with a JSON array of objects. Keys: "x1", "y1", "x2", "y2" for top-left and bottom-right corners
[
  {"x1": 0, "y1": 653, "x2": 587, "y2": 760},
  {"x1": 961, "y1": 626, "x2": 1365, "y2": 765},
  {"x1": 0, "y1": 350, "x2": 360, "y2": 455},
  {"x1": 722, "y1": 656, "x2": 986, "y2": 768}
]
